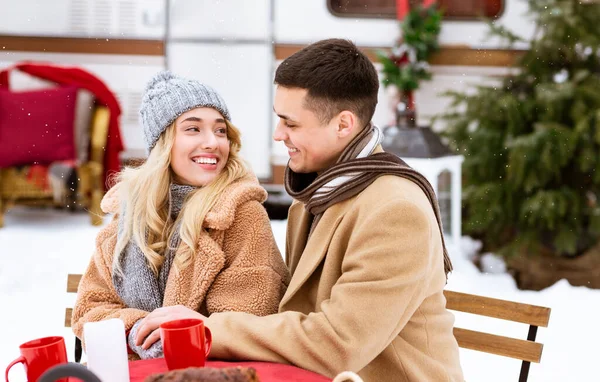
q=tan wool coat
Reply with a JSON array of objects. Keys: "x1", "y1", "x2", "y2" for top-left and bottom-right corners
[
  {"x1": 72, "y1": 175, "x2": 290, "y2": 347},
  {"x1": 205, "y1": 174, "x2": 464, "y2": 381}
]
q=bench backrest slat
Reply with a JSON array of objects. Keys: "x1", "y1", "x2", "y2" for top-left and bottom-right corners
[
  {"x1": 444, "y1": 290, "x2": 551, "y2": 328},
  {"x1": 65, "y1": 274, "x2": 82, "y2": 328},
  {"x1": 453, "y1": 327, "x2": 543, "y2": 363},
  {"x1": 65, "y1": 308, "x2": 73, "y2": 328},
  {"x1": 67, "y1": 274, "x2": 82, "y2": 294}
]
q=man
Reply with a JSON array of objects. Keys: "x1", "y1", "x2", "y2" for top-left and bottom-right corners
[{"x1": 139, "y1": 38, "x2": 464, "y2": 381}]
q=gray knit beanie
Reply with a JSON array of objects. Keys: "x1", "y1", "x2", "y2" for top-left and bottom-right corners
[{"x1": 139, "y1": 70, "x2": 231, "y2": 152}]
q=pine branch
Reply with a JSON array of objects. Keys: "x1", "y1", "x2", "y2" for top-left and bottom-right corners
[{"x1": 484, "y1": 22, "x2": 525, "y2": 47}]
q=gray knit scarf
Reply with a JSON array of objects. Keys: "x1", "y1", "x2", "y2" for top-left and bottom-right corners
[
  {"x1": 113, "y1": 184, "x2": 196, "y2": 312},
  {"x1": 284, "y1": 124, "x2": 453, "y2": 277}
]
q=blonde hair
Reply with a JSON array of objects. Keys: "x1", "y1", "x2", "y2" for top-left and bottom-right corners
[{"x1": 112, "y1": 119, "x2": 247, "y2": 276}]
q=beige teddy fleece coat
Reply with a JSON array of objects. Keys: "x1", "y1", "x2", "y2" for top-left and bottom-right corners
[{"x1": 71, "y1": 175, "x2": 290, "y2": 351}]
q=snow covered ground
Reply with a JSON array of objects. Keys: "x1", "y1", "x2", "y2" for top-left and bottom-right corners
[{"x1": 1, "y1": 206, "x2": 598, "y2": 381}]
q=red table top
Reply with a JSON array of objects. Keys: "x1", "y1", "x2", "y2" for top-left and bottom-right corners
[{"x1": 128, "y1": 358, "x2": 331, "y2": 382}]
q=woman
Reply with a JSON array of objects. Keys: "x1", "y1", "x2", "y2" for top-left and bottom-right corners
[{"x1": 72, "y1": 71, "x2": 290, "y2": 359}]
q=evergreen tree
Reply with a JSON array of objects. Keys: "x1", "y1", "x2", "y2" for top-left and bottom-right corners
[{"x1": 441, "y1": 0, "x2": 600, "y2": 258}]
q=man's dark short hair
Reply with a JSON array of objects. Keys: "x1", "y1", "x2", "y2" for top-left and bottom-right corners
[{"x1": 274, "y1": 38, "x2": 379, "y2": 126}]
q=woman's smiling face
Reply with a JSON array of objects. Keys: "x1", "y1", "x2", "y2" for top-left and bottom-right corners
[{"x1": 170, "y1": 107, "x2": 230, "y2": 187}]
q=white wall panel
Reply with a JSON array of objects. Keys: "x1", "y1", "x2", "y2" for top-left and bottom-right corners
[
  {"x1": 169, "y1": 0, "x2": 271, "y2": 41},
  {"x1": 274, "y1": 0, "x2": 534, "y2": 48},
  {"x1": 0, "y1": 0, "x2": 165, "y2": 39},
  {"x1": 270, "y1": 79, "x2": 288, "y2": 166},
  {"x1": 167, "y1": 43, "x2": 273, "y2": 179},
  {"x1": 415, "y1": 66, "x2": 510, "y2": 128},
  {"x1": 0, "y1": 0, "x2": 70, "y2": 36}
]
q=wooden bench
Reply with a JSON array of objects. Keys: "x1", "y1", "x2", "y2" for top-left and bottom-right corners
[
  {"x1": 444, "y1": 290, "x2": 551, "y2": 382},
  {"x1": 66, "y1": 274, "x2": 83, "y2": 362},
  {"x1": 66, "y1": 274, "x2": 550, "y2": 381}
]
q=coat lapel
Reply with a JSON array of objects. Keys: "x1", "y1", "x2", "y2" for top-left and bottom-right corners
[
  {"x1": 285, "y1": 202, "x2": 311, "y2": 275},
  {"x1": 163, "y1": 232, "x2": 226, "y2": 308},
  {"x1": 280, "y1": 203, "x2": 343, "y2": 307}
]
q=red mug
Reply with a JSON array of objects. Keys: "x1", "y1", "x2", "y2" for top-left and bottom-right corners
[
  {"x1": 5, "y1": 336, "x2": 68, "y2": 382},
  {"x1": 160, "y1": 318, "x2": 212, "y2": 370}
]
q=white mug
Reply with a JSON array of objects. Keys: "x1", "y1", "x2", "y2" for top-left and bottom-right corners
[{"x1": 332, "y1": 371, "x2": 364, "y2": 382}]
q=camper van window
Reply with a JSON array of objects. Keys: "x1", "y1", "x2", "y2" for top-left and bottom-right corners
[{"x1": 327, "y1": 0, "x2": 504, "y2": 20}]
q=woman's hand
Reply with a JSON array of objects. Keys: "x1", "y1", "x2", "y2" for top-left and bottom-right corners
[{"x1": 135, "y1": 305, "x2": 203, "y2": 349}]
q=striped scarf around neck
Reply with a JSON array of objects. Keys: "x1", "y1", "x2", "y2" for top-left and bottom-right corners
[{"x1": 284, "y1": 124, "x2": 453, "y2": 276}]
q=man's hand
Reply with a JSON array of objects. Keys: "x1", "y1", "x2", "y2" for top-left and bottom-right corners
[{"x1": 135, "y1": 305, "x2": 203, "y2": 349}]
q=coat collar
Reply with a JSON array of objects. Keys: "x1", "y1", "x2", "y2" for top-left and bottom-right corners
[
  {"x1": 280, "y1": 146, "x2": 385, "y2": 306},
  {"x1": 100, "y1": 173, "x2": 266, "y2": 311},
  {"x1": 100, "y1": 173, "x2": 267, "y2": 231}
]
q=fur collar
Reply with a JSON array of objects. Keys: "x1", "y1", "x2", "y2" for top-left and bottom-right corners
[{"x1": 100, "y1": 174, "x2": 267, "y2": 231}]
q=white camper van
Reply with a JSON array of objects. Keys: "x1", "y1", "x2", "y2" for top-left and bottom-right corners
[{"x1": 0, "y1": 0, "x2": 532, "y2": 183}]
